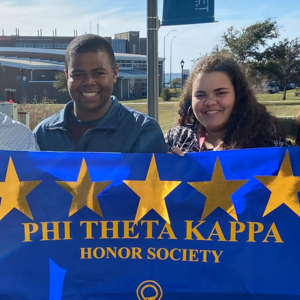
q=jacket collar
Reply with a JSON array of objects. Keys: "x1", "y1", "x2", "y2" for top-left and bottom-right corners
[{"x1": 46, "y1": 100, "x2": 122, "y2": 130}]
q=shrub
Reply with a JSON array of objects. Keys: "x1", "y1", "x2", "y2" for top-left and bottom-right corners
[
  {"x1": 19, "y1": 91, "x2": 62, "y2": 130},
  {"x1": 161, "y1": 87, "x2": 172, "y2": 101}
]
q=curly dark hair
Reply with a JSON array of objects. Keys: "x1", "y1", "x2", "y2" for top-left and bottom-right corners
[
  {"x1": 177, "y1": 54, "x2": 286, "y2": 149},
  {"x1": 295, "y1": 110, "x2": 300, "y2": 146}
]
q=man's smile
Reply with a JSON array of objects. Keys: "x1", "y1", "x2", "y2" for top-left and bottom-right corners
[{"x1": 82, "y1": 92, "x2": 98, "y2": 97}]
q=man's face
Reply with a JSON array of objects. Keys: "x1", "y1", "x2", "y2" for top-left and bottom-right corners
[{"x1": 65, "y1": 51, "x2": 119, "y2": 121}]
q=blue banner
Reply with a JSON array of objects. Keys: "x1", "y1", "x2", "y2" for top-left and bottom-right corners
[
  {"x1": 0, "y1": 148, "x2": 300, "y2": 299},
  {"x1": 162, "y1": 0, "x2": 215, "y2": 26}
]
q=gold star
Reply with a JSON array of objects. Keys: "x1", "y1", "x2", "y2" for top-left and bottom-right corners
[
  {"x1": 189, "y1": 157, "x2": 248, "y2": 221},
  {"x1": 56, "y1": 159, "x2": 112, "y2": 217},
  {"x1": 124, "y1": 154, "x2": 181, "y2": 224},
  {"x1": 256, "y1": 150, "x2": 300, "y2": 217},
  {"x1": 0, "y1": 157, "x2": 41, "y2": 220}
]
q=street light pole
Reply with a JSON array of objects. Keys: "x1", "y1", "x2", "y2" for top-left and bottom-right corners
[
  {"x1": 170, "y1": 36, "x2": 177, "y2": 88},
  {"x1": 163, "y1": 30, "x2": 176, "y2": 87},
  {"x1": 180, "y1": 59, "x2": 185, "y2": 89},
  {"x1": 147, "y1": 0, "x2": 159, "y2": 120}
]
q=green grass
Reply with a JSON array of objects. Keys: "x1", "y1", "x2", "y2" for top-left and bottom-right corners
[
  {"x1": 19, "y1": 90, "x2": 300, "y2": 138},
  {"x1": 256, "y1": 89, "x2": 300, "y2": 102},
  {"x1": 121, "y1": 92, "x2": 300, "y2": 134},
  {"x1": 263, "y1": 105, "x2": 300, "y2": 117},
  {"x1": 121, "y1": 102, "x2": 300, "y2": 134},
  {"x1": 120, "y1": 101, "x2": 179, "y2": 133},
  {"x1": 120, "y1": 98, "x2": 179, "y2": 133},
  {"x1": 120, "y1": 91, "x2": 300, "y2": 140}
]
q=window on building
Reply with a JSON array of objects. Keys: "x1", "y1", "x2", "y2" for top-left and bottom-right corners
[
  {"x1": 54, "y1": 43, "x2": 69, "y2": 49},
  {"x1": 16, "y1": 43, "x2": 34, "y2": 47},
  {"x1": 136, "y1": 79, "x2": 147, "y2": 97},
  {"x1": 116, "y1": 60, "x2": 132, "y2": 68},
  {"x1": 133, "y1": 60, "x2": 147, "y2": 69},
  {"x1": 129, "y1": 79, "x2": 135, "y2": 98},
  {"x1": 142, "y1": 81, "x2": 147, "y2": 97},
  {"x1": 112, "y1": 39, "x2": 127, "y2": 53},
  {"x1": 35, "y1": 43, "x2": 53, "y2": 48}
]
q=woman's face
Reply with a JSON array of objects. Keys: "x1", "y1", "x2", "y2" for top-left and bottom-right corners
[{"x1": 192, "y1": 71, "x2": 235, "y2": 134}]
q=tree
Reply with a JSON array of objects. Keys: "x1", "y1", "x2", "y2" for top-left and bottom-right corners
[
  {"x1": 53, "y1": 71, "x2": 68, "y2": 92},
  {"x1": 204, "y1": 18, "x2": 282, "y2": 85},
  {"x1": 208, "y1": 18, "x2": 300, "y2": 95},
  {"x1": 171, "y1": 78, "x2": 181, "y2": 94},
  {"x1": 221, "y1": 18, "x2": 280, "y2": 63},
  {"x1": 259, "y1": 38, "x2": 300, "y2": 100}
]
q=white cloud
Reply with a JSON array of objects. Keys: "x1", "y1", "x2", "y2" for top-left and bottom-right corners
[
  {"x1": 0, "y1": 0, "x2": 147, "y2": 36},
  {"x1": 0, "y1": 0, "x2": 299, "y2": 73}
]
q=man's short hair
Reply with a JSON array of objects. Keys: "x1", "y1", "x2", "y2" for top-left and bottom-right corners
[{"x1": 65, "y1": 34, "x2": 116, "y2": 70}]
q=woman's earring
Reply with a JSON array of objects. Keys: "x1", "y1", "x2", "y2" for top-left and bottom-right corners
[{"x1": 187, "y1": 106, "x2": 193, "y2": 118}]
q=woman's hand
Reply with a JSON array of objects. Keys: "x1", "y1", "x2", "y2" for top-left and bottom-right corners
[{"x1": 168, "y1": 147, "x2": 185, "y2": 157}]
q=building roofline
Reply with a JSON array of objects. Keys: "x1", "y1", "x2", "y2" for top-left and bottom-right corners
[
  {"x1": 0, "y1": 57, "x2": 64, "y2": 70},
  {"x1": 0, "y1": 47, "x2": 164, "y2": 61}
]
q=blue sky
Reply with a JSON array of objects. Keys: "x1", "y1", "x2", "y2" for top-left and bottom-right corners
[{"x1": 0, "y1": 0, "x2": 299, "y2": 72}]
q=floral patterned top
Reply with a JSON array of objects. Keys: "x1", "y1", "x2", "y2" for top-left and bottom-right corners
[{"x1": 165, "y1": 123, "x2": 201, "y2": 153}]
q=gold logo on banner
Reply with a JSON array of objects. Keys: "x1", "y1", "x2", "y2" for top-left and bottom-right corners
[{"x1": 136, "y1": 280, "x2": 163, "y2": 300}]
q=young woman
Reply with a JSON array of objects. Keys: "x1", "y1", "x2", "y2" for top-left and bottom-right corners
[{"x1": 165, "y1": 54, "x2": 289, "y2": 154}]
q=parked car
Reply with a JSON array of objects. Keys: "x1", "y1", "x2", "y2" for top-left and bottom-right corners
[
  {"x1": 287, "y1": 83, "x2": 296, "y2": 90},
  {"x1": 263, "y1": 82, "x2": 280, "y2": 94}
]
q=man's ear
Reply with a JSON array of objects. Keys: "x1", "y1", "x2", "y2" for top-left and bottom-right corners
[
  {"x1": 64, "y1": 69, "x2": 69, "y2": 80},
  {"x1": 113, "y1": 65, "x2": 119, "y2": 83}
]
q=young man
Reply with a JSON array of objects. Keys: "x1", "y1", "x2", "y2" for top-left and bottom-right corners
[
  {"x1": 34, "y1": 34, "x2": 167, "y2": 153},
  {"x1": 0, "y1": 112, "x2": 39, "y2": 150}
]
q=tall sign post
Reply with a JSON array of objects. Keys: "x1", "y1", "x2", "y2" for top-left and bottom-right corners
[
  {"x1": 147, "y1": 0, "x2": 216, "y2": 121},
  {"x1": 147, "y1": 0, "x2": 159, "y2": 121},
  {"x1": 162, "y1": 0, "x2": 215, "y2": 26}
]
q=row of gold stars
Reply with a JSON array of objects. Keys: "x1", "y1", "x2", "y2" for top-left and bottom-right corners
[{"x1": 0, "y1": 151, "x2": 298, "y2": 222}]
